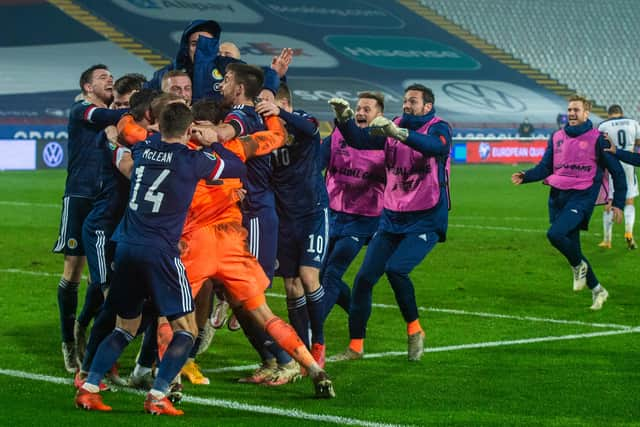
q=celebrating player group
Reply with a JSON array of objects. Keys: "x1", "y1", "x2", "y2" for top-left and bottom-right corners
[{"x1": 51, "y1": 18, "x2": 637, "y2": 417}]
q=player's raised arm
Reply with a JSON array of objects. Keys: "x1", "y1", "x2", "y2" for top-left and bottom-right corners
[{"x1": 237, "y1": 115, "x2": 287, "y2": 158}]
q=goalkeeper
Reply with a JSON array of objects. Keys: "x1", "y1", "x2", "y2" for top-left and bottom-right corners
[{"x1": 328, "y1": 84, "x2": 452, "y2": 363}]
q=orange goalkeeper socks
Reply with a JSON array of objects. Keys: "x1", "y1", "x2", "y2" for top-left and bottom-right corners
[{"x1": 264, "y1": 316, "x2": 315, "y2": 369}]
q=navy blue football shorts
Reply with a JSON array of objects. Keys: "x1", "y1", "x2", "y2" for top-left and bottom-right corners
[
  {"x1": 82, "y1": 197, "x2": 118, "y2": 287},
  {"x1": 276, "y1": 207, "x2": 329, "y2": 278},
  {"x1": 106, "y1": 242, "x2": 193, "y2": 320},
  {"x1": 243, "y1": 207, "x2": 279, "y2": 282},
  {"x1": 52, "y1": 196, "x2": 93, "y2": 256}
]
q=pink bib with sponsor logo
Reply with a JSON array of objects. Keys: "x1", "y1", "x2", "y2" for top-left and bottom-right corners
[
  {"x1": 325, "y1": 128, "x2": 385, "y2": 216},
  {"x1": 544, "y1": 129, "x2": 599, "y2": 190},
  {"x1": 383, "y1": 116, "x2": 450, "y2": 212}
]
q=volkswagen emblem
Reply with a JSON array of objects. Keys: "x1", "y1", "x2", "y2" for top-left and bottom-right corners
[{"x1": 43, "y1": 142, "x2": 64, "y2": 167}]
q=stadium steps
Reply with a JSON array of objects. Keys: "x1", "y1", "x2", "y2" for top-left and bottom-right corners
[
  {"x1": 399, "y1": 0, "x2": 608, "y2": 118},
  {"x1": 47, "y1": 0, "x2": 170, "y2": 69}
]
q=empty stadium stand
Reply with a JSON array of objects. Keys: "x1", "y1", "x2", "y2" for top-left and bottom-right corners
[{"x1": 420, "y1": 0, "x2": 640, "y2": 121}]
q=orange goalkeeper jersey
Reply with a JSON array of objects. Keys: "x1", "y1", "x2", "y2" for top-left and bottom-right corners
[{"x1": 182, "y1": 116, "x2": 285, "y2": 234}]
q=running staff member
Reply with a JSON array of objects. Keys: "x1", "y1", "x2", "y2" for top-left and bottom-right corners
[
  {"x1": 329, "y1": 83, "x2": 452, "y2": 362},
  {"x1": 512, "y1": 95, "x2": 626, "y2": 311},
  {"x1": 320, "y1": 91, "x2": 386, "y2": 321}
]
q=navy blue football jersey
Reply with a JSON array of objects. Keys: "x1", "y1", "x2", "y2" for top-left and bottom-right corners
[
  {"x1": 66, "y1": 101, "x2": 126, "y2": 198},
  {"x1": 111, "y1": 138, "x2": 225, "y2": 255},
  {"x1": 224, "y1": 105, "x2": 274, "y2": 213},
  {"x1": 271, "y1": 109, "x2": 328, "y2": 219},
  {"x1": 94, "y1": 131, "x2": 131, "y2": 225}
]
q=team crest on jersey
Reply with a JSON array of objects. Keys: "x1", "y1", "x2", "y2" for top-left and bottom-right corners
[
  {"x1": 286, "y1": 134, "x2": 295, "y2": 146},
  {"x1": 67, "y1": 238, "x2": 78, "y2": 249},
  {"x1": 556, "y1": 139, "x2": 564, "y2": 148},
  {"x1": 202, "y1": 151, "x2": 218, "y2": 161},
  {"x1": 212, "y1": 68, "x2": 223, "y2": 80}
]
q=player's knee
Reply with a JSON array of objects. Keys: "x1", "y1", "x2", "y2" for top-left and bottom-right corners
[
  {"x1": 300, "y1": 274, "x2": 321, "y2": 294},
  {"x1": 115, "y1": 315, "x2": 141, "y2": 337},
  {"x1": 169, "y1": 313, "x2": 198, "y2": 337},
  {"x1": 385, "y1": 269, "x2": 408, "y2": 282},
  {"x1": 546, "y1": 229, "x2": 561, "y2": 245},
  {"x1": 63, "y1": 255, "x2": 85, "y2": 281},
  {"x1": 284, "y1": 278, "x2": 304, "y2": 297},
  {"x1": 353, "y1": 272, "x2": 376, "y2": 292},
  {"x1": 243, "y1": 293, "x2": 266, "y2": 312}
]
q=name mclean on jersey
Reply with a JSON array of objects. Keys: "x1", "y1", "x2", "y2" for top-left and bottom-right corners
[{"x1": 142, "y1": 149, "x2": 173, "y2": 164}]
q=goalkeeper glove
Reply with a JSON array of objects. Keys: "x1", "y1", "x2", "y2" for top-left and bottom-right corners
[
  {"x1": 369, "y1": 116, "x2": 409, "y2": 142},
  {"x1": 328, "y1": 97, "x2": 354, "y2": 123}
]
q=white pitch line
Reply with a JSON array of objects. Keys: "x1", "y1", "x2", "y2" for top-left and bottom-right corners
[
  {"x1": 264, "y1": 292, "x2": 633, "y2": 330},
  {"x1": 1, "y1": 269, "x2": 633, "y2": 331},
  {"x1": 205, "y1": 328, "x2": 639, "y2": 374},
  {"x1": 0, "y1": 369, "x2": 408, "y2": 427},
  {"x1": 421, "y1": 307, "x2": 633, "y2": 330},
  {"x1": 1, "y1": 268, "x2": 61, "y2": 278},
  {"x1": 452, "y1": 215, "x2": 542, "y2": 222},
  {"x1": 449, "y1": 223, "x2": 544, "y2": 233},
  {"x1": 0, "y1": 200, "x2": 59, "y2": 208},
  {"x1": 0, "y1": 268, "x2": 89, "y2": 281}
]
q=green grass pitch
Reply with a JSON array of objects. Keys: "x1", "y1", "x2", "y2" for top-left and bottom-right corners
[{"x1": 0, "y1": 165, "x2": 638, "y2": 426}]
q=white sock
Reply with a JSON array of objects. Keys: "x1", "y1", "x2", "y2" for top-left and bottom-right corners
[
  {"x1": 149, "y1": 388, "x2": 165, "y2": 399},
  {"x1": 81, "y1": 382, "x2": 100, "y2": 393},
  {"x1": 624, "y1": 205, "x2": 635, "y2": 234},
  {"x1": 603, "y1": 210, "x2": 613, "y2": 242},
  {"x1": 592, "y1": 284, "x2": 603, "y2": 293},
  {"x1": 133, "y1": 363, "x2": 152, "y2": 377}
]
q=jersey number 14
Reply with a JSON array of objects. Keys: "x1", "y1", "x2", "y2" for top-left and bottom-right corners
[{"x1": 129, "y1": 166, "x2": 171, "y2": 213}]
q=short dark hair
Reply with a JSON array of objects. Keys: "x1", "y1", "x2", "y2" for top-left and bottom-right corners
[
  {"x1": 191, "y1": 98, "x2": 223, "y2": 124},
  {"x1": 150, "y1": 93, "x2": 185, "y2": 124},
  {"x1": 405, "y1": 83, "x2": 434, "y2": 104},
  {"x1": 225, "y1": 63, "x2": 264, "y2": 100},
  {"x1": 276, "y1": 82, "x2": 292, "y2": 106},
  {"x1": 129, "y1": 89, "x2": 161, "y2": 122},
  {"x1": 358, "y1": 91, "x2": 385, "y2": 112},
  {"x1": 114, "y1": 73, "x2": 146, "y2": 96},
  {"x1": 159, "y1": 102, "x2": 193, "y2": 139},
  {"x1": 79, "y1": 64, "x2": 109, "y2": 94},
  {"x1": 607, "y1": 104, "x2": 623, "y2": 116}
]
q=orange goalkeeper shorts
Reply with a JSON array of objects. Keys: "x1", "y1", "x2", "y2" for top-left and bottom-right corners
[{"x1": 180, "y1": 221, "x2": 269, "y2": 303}]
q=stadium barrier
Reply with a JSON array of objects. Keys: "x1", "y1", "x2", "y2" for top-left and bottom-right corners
[
  {"x1": 453, "y1": 137, "x2": 547, "y2": 164},
  {"x1": 0, "y1": 139, "x2": 68, "y2": 171},
  {"x1": 0, "y1": 137, "x2": 548, "y2": 171}
]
